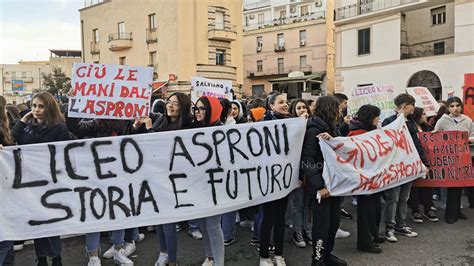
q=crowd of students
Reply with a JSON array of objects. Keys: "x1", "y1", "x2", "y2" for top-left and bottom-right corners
[{"x1": 0, "y1": 90, "x2": 473, "y2": 266}]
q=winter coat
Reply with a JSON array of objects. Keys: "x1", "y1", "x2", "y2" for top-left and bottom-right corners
[
  {"x1": 67, "y1": 118, "x2": 132, "y2": 138},
  {"x1": 12, "y1": 120, "x2": 71, "y2": 145}
]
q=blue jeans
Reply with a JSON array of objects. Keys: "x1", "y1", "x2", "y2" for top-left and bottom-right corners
[
  {"x1": 86, "y1": 233, "x2": 101, "y2": 252},
  {"x1": 109, "y1": 228, "x2": 140, "y2": 246},
  {"x1": 156, "y1": 223, "x2": 177, "y2": 263},
  {"x1": 221, "y1": 211, "x2": 236, "y2": 241},
  {"x1": 188, "y1": 220, "x2": 200, "y2": 232},
  {"x1": 291, "y1": 187, "x2": 312, "y2": 232},
  {"x1": 34, "y1": 237, "x2": 61, "y2": 258},
  {"x1": 252, "y1": 207, "x2": 263, "y2": 240},
  {"x1": 199, "y1": 215, "x2": 224, "y2": 266},
  {"x1": 0, "y1": 241, "x2": 14, "y2": 265},
  {"x1": 384, "y1": 182, "x2": 412, "y2": 230}
]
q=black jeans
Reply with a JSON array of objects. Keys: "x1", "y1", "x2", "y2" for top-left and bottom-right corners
[
  {"x1": 311, "y1": 197, "x2": 341, "y2": 262},
  {"x1": 467, "y1": 187, "x2": 474, "y2": 208},
  {"x1": 408, "y1": 187, "x2": 433, "y2": 213},
  {"x1": 259, "y1": 196, "x2": 289, "y2": 258},
  {"x1": 445, "y1": 187, "x2": 462, "y2": 220},
  {"x1": 357, "y1": 193, "x2": 382, "y2": 250},
  {"x1": 34, "y1": 237, "x2": 61, "y2": 258}
]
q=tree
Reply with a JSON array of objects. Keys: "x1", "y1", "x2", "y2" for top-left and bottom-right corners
[{"x1": 42, "y1": 68, "x2": 71, "y2": 102}]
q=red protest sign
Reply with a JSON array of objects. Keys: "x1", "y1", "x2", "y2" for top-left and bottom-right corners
[
  {"x1": 413, "y1": 131, "x2": 473, "y2": 187},
  {"x1": 463, "y1": 73, "x2": 474, "y2": 120}
]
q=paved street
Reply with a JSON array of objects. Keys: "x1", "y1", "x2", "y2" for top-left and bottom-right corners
[{"x1": 15, "y1": 196, "x2": 474, "y2": 266}]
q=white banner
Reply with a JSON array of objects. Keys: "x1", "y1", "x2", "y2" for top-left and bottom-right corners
[
  {"x1": 68, "y1": 63, "x2": 153, "y2": 120},
  {"x1": 0, "y1": 118, "x2": 305, "y2": 241},
  {"x1": 406, "y1": 87, "x2": 440, "y2": 117},
  {"x1": 319, "y1": 116, "x2": 427, "y2": 196},
  {"x1": 348, "y1": 85, "x2": 397, "y2": 121},
  {"x1": 191, "y1": 76, "x2": 233, "y2": 102}
]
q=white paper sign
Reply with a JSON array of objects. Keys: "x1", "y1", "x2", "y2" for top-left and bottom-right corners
[
  {"x1": 319, "y1": 116, "x2": 427, "y2": 196},
  {"x1": 0, "y1": 118, "x2": 305, "y2": 241},
  {"x1": 348, "y1": 85, "x2": 397, "y2": 121},
  {"x1": 191, "y1": 77, "x2": 233, "y2": 102},
  {"x1": 68, "y1": 63, "x2": 153, "y2": 120},
  {"x1": 406, "y1": 87, "x2": 440, "y2": 117}
]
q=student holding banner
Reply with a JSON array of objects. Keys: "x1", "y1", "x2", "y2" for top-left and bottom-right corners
[
  {"x1": 11, "y1": 92, "x2": 72, "y2": 266},
  {"x1": 301, "y1": 96, "x2": 347, "y2": 266},
  {"x1": 191, "y1": 96, "x2": 226, "y2": 266},
  {"x1": 348, "y1": 104, "x2": 385, "y2": 254},
  {"x1": 133, "y1": 92, "x2": 193, "y2": 266},
  {"x1": 434, "y1": 96, "x2": 474, "y2": 224}
]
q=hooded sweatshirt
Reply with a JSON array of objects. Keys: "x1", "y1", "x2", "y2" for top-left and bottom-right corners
[
  {"x1": 231, "y1": 100, "x2": 248, "y2": 124},
  {"x1": 434, "y1": 114, "x2": 474, "y2": 141},
  {"x1": 192, "y1": 96, "x2": 223, "y2": 128}
]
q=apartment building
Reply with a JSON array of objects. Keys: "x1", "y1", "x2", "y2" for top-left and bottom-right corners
[
  {"x1": 80, "y1": 0, "x2": 243, "y2": 96},
  {"x1": 242, "y1": 0, "x2": 335, "y2": 98},
  {"x1": 334, "y1": 0, "x2": 474, "y2": 100}
]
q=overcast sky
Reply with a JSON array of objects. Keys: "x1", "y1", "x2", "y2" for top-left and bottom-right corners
[{"x1": 0, "y1": 0, "x2": 261, "y2": 64}]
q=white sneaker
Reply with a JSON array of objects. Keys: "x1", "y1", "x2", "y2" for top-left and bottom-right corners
[
  {"x1": 188, "y1": 229, "x2": 203, "y2": 240},
  {"x1": 351, "y1": 196, "x2": 358, "y2": 206},
  {"x1": 386, "y1": 230, "x2": 398, "y2": 242},
  {"x1": 113, "y1": 248, "x2": 134, "y2": 265},
  {"x1": 259, "y1": 258, "x2": 274, "y2": 266},
  {"x1": 147, "y1": 226, "x2": 156, "y2": 232},
  {"x1": 335, "y1": 228, "x2": 350, "y2": 239},
  {"x1": 154, "y1": 252, "x2": 169, "y2": 266},
  {"x1": 239, "y1": 220, "x2": 253, "y2": 228},
  {"x1": 103, "y1": 245, "x2": 115, "y2": 259},
  {"x1": 88, "y1": 256, "x2": 102, "y2": 266},
  {"x1": 123, "y1": 241, "x2": 136, "y2": 257},
  {"x1": 202, "y1": 257, "x2": 214, "y2": 266},
  {"x1": 13, "y1": 244, "x2": 24, "y2": 252},
  {"x1": 136, "y1": 233, "x2": 145, "y2": 242},
  {"x1": 274, "y1": 256, "x2": 287, "y2": 266}
]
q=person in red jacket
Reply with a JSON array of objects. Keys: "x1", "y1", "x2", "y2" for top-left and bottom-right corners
[{"x1": 348, "y1": 104, "x2": 385, "y2": 254}]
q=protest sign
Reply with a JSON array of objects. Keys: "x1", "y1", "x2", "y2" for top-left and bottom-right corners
[
  {"x1": 318, "y1": 115, "x2": 427, "y2": 196},
  {"x1": 406, "y1": 87, "x2": 440, "y2": 117},
  {"x1": 68, "y1": 63, "x2": 153, "y2": 120},
  {"x1": 190, "y1": 77, "x2": 233, "y2": 102},
  {"x1": 0, "y1": 118, "x2": 305, "y2": 241},
  {"x1": 348, "y1": 85, "x2": 396, "y2": 121},
  {"x1": 463, "y1": 73, "x2": 474, "y2": 120},
  {"x1": 413, "y1": 131, "x2": 473, "y2": 187}
]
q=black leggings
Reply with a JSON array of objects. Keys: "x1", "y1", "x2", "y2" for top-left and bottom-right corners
[
  {"x1": 311, "y1": 197, "x2": 341, "y2": 262},
  {"x1": 357, "y1": 193, "x2": 382, "y2": 249},
  {"x1": 259, "y1": 196, "x2": 289, "y2": 258}
]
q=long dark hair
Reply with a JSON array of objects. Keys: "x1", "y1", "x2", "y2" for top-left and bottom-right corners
[
  {"x1": 409, "y1": 107, "x2": 424, "y2": 125},
  {"x1": 289, "y1": 98, "x2": 311, "y2": 117},
  {"x1": 194, "y1": 97, "x2": 211, "y2": 126},
  {"x1": 157, "y1": 92, "x2": 192, "y2": 131},
  {"x1": 0, "y1": 96, "x2": 14, "y2": 145},
  {"x1": 6, "y1": 104, "x2": 21, "y2": 122},
  {"x1": 430, "y1": 105, "x2": 448, "y2": 126},
  {"x1": 314, "y1": 96, "x2": 340, "y2": 129},
  {"x1": 355, "y1": 104, "x2": 381, "y2": 128},
  {"x1": 31, "y1": 92, "x2": 64, "y2": 128}
]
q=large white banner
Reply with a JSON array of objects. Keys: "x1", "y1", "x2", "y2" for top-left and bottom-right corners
[
  {"x1": 348, "y1": 85, "x2": 396, "y2": 121},
  {"x1": 0, "y1": 118, "x2": 305, "y2": 241},
  {"x1": 319, "y1": 116, "x2": 427, "y2": 196},
  {"x1": 68, "y1": 63, "x2": 153, "y2": 120},
  {"x1": 191, "y1": 76, "x2": 233, "y2": 102}
]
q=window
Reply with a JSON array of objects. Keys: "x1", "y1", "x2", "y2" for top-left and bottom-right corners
[
  {"x1": 277, "y1": 33, "x2": 284, "y2": 46},
  {"x1": 252, "y1": 85, "x2": 264, "y2": 97},
  {"x1": 216, "y1": 49, "x2": 225, "y2": 65},
  {"x1": 358, "y1": 28, "x2": 370, "y2": 55},
  {"x1": 149, "y1": 51, "x2": 156, "y2": 65},
  {"x1": 277, "y1": 58, "x2": 284, "y2": 74},
  {"x1": 118, "y1": 22, "x2": 126, "y2": 38},
  {"x1": 299, "y1": 30, "x2": 306, "y2": 42},
  {"x1": 149, "y1": 14, "x2": 156, "y2": 30},
  {"x1": 215, "y1": 11, "x2": 225, "y2": 29},
  {"x1": 258, "y1": 13, "x2": 264, "y2": 25},
  {"x1": 119, "y1": 56, "x2": 126, "y2": 65},
  {"x1": 279, "y1": 10, "x2": 286, "y2": 18},
  {"x1": 301, "y1": 5, "x2": 309, "y2": 15},
  {"x1": 257, "y1": 36, "x2": 263, "y2": 47},
  {"x1": 11, "y1": 72, "x2": 16, "y2": 79},
  {"x1": 245, "y1": 16, "x2": 250, "y2": 26},
  {"x1": 431, "y1": 6, "x2": 446, "y2": 25},
  {"x1": 299, "y1": 56, "x2": 307, "y2": 68},
  {"x1": 257, "y1": 60, "x2": 263, "y2": 72},
  {"x1": 434, "y1": 42, "x2": 445, "y2": 55},
  {"x1": 21, "y1": 72, "x2": 26, "y2": 78},
  {"x1": 93, "y1": 29, "x2": 99, "y2": 43}
]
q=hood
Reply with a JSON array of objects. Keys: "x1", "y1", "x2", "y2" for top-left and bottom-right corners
[
  {"x1": 231, "y1": 100, "x2": 244, "y2": 121},
  {"x1": 250, "y1": 107, "x2": 266, "y2": 122},
  {"x1": 349, "y1": 118, "x2": 376, "y2": 132},
  {"x1": 307, "y1": 116, "x2": 335, "y2": 135},
  {"x1": 205, "y1": 96, "x2": 223, "y2": 125}
]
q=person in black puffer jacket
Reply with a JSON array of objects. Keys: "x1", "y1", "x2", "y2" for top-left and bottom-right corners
[{"x1": 301, "y1": 96, "x2": 347, "y2": 266}]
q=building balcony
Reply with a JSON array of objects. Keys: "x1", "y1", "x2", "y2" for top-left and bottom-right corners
[
  {"x1": 90, "y1": 41, "x2": 100, "y2": 54},
  {"x1": 196, "y1": 64, "x2": 237, "y2": 81},
  {"x1": 107, "y1": 33, "x2": 133, "y2": 51},
  {"x1": 274, "y1": 43, "x2": 285, "y2": 52},
  {"x1": 244, "y1": 11, "x2": 325, "y2": 31},
  {"x1": 4, "y1": 77, "x2": 33, "y2": 83},
  {"x1": 247, "y1": 65, "x2": 312, "y2": 78},
  {"x1": 146, "y1": 28, "x2": 157, "y2": 43},
  {"x1": 208, "y1": 23, "x2": 237, "y2": 42}
]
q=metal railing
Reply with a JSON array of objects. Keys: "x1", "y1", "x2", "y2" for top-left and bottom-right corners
[
  {"x1": 335, "y1": 0, "x2": 421, "y2": 21},
  {"x1": 209, "y1": 23, "x2": 237, "y2": 33},
  {"x1": 90, "y1": 41, "x2": 100, "y2": 54},
  {"x1": 146, "y1": 28, "x2": 157, "y2": 43},
  {"x1": 108, "y1": 32, "x2": 132, "y2": 42},
  {"x1": 244, "y1": 11, "x2": 325, "y2": 31},
  {"x1": 247, "y1": 65, "x2": 312, "y2": 77},
  {"x1": 274, "y1": 43, "x2": 286, "y2": 52}
]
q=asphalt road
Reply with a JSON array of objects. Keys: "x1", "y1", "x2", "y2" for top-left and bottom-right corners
[{"x1": 14, "y1": 195, "x2": 474, "y2": 266}]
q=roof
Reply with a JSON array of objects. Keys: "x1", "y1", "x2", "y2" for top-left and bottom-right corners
[
  {"x1": 49, "y1": 49, "x2": 82, "y2": 58},
  {"x1": 268, "y1": 72, "x2": 325, "y2": 83}
]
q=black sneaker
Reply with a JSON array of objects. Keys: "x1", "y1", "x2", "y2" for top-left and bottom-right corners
[
  {"x1": 412, "y1": 212, "x2": 423, "y2": 223},
  {"x1": 224, "y1": 238, "x2": 237, "y2": 246},
  {"x1": 327, "y1": 253, "x2": 347, "y2": 266},
  {"x1": 458, "y1": 212, "x2": 468, "y2": 220},
  {"x1": 250, "y1": 237, "x2": 259, "y2": 246},
  {"x1": 394, "y1": 227, "x2": 418, "y2": 237},
  {"x1": 303, "y1": 230, "x2": 313, "y2": 246},
  {"x1": 340, "y1": 208, "x2": 353, "y2": 220},
  {"x1": 423, "y1": 211, "x2": 439, "y2": 222}
]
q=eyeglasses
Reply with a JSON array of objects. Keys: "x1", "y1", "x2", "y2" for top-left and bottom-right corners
[
  {"x1": 166, "y1": 100, "x2": 180, "y2": 106},
  {"x1": 192, "y1": 106, "x2": 206, "y2": 113}
]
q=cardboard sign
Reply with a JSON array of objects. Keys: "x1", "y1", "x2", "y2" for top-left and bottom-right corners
[
  {"x1": 68, "y1": 63, "x2": 153, "y2": 120},
  {"x1": 406, "y1": 87, "x2": 440, "y2": 117},
  {"x1": 191, "y1": 77, "x2": 233, "y2": 102},
  {"x1": 318, "y1": 116, "x2": 427, "y2": 196},
  {"x1": 348, "y1": 85, "x2": 396, "y2": 121},
  {"x1": 463, "y1": 73, "x2": 474, "y2": 120},
  {"x1": 413, "y1": 131, "x2": 473, "y2": 187},
  {"x1": 0, "y1": 118, "x2": 306, "y2": 241}
]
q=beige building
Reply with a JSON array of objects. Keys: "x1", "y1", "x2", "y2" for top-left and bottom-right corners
[
  {"x1": 242, "y1": 0, "x2": 335, "y2": 98},
  {"x1": 80, "y1": 0, "x2": 243, "y2": 97},
  {"x1": 334, "y1": 0, "x2": 474, "y2": 100},
  {"x1": 0, "y1": 50, "x2": 81, "y2": 104}
]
